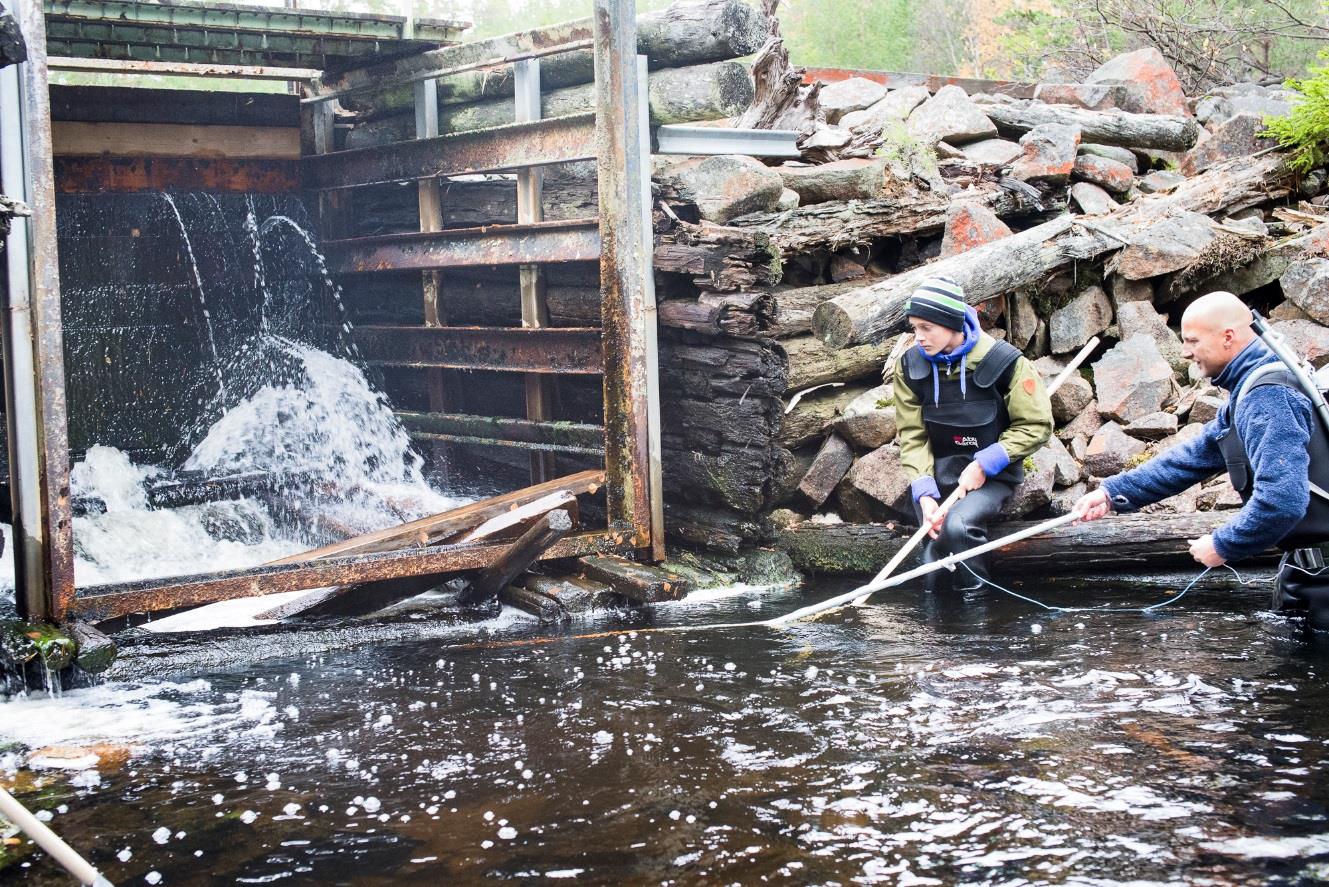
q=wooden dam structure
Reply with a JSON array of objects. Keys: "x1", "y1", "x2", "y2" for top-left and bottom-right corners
[{"x1": 0, "y1": 0, "x2": 781, "y2": 630}]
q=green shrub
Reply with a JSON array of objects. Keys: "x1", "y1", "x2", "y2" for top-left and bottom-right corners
[{"x1": 1265, "y1": 59, "x2": 1329, "y2": 174}]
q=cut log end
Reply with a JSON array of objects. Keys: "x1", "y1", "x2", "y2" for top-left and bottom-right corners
[{"x1": 811, "y1": 300, "x2": 856, "y2": 351}]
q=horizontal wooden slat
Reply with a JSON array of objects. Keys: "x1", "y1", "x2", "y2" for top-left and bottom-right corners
[
  {"x1": 355, "y1": 325, "x2": 603, "y2": 374},
  {"x1": 324, "y1": 219, "x2": 600, "y2": 272},
  {"x1": 52, "y1": 121, "x2": 301, "y2": 159}
]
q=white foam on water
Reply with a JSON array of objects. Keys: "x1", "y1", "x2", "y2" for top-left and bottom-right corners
[
  {"x1": 140, "y1": 589, "x2": 316, "y2": 634},
  {"x1": 0, "y1": 680, "x2": 279, "y2": 751}
]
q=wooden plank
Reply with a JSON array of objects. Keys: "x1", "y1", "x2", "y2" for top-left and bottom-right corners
[
  {"x1": 46, "y1": 56, "x2": 319, "y2": 81},
  {"x1": 51, "y1": 121, "x2": 301, "y2": 159},
  {"x1": 461, "y1": 509, "x2": 572, "y2": 606},
  {"x1": 53, "y1": 156, "x2": 301, "y2": 193},
  {"x1": 263, "y1": 468, "x2": 604, "y2": 565},
  {"x1": 49, "y1": 85, "x2": 298, "y2": 127}
]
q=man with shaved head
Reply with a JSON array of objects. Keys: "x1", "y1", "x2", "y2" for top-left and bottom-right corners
[{"x1": 1077, "y1": 291, "x2": 1329, "y2": 626}]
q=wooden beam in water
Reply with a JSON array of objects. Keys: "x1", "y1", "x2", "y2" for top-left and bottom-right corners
[
  {"x1": 578, "y1": 553, "x2": 688, "y2": 603},
  {"x1": 462, "y1": 508, "x2": 573, "y2": 606}
]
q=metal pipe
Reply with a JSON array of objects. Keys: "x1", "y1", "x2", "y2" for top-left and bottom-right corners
[{"x1": 0, "y1": 787, "x2": 113, "y2": 886}]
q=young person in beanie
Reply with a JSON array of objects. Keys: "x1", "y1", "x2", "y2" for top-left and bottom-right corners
[{"x1": 891, "y1": 275, "x2": 1053, "y2": 591}]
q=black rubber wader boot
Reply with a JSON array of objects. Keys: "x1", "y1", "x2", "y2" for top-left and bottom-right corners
[{"x1": 915, "y1": 480, "x2": 1015, "y2": 593}]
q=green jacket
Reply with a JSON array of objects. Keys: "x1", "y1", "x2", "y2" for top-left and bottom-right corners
[{"x1": 892, "y1": 332, "x2": 1053, "y2": 501}]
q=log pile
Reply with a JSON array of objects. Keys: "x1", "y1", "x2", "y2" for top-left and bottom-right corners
[{"x1": 640, "y1": 34, "x2": 1329, "y2": 560}]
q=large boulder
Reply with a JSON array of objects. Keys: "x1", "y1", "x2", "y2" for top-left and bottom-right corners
[
  {"x1": 1189, "y1": 393, "x2": 1226, "y2": 425},
  {"x1": 1049, "y1": 284, "x2": 1112, "y2": 353},
  {"x1": 1085, "y1": 47, "x2": 1189, "y2": 117},
  {"x1": 1002, "y1": 447, "x2": 1058, "y2": 517},
  {"x1": 1049, "y1": 481, "x2": 1090, "y2": 516},
  {"x1": 940, "y1": 202, "x2": 1013, "y2": 258},
  {"x1": 842, "y1": 85, "x2": 930, "y2": 131},
  {"x1": 1125, "y1": 411, "x2": 1179, "y2": 441},
  {"x1": 1180, "y1": 113, "x2": 1278, "y2": 177},
  {"x1": 906, "y1": 85, "x2": 998, "y2": 145},
  {"x1": 1051, "y1": 373, "x2": 1094, "y2": 425},
  {"x1": 846, "y1": 445, "x2": 913, "y2": 517},
  {"x1": 1033, "y1": 82, "x2": 1134, "y2": 111},
  {"x1": 1045, "y1": 434, "x2": 1083, "y2": 486},
  {"x1": 1281, "y1": 258, "x2": 1329, "y2": 325},
  {"x1": 1010, "y1": 123, "x2": 1081, "y2": 184},
  {"x1": 1058, "y1": 400, "x2": 1104, "y2": 442},
  {"x1": 1116, "y1": 212, "x2": 1217, "y2": 280},
  {"x1": 1009, "y1": 292, "x2": 1039, "y2": 351},
  {"x1": 1272, "y1": 319, "x2": 1329, "y2": 368},
  {"x1": 961, "y1": 137, "x2": 1023, "y2": 166},
  {"x1": 1083, "y1": 421, "x2": 1147, "y2": 476},
  {"x1": 1116, "y1": 300, "x2": 1187, "y2": 375},
  {"x1": 1070, "y1": 182, "x2": 1117, "y2": 216},
  {"x1": 819, "y1": 76, "x2": 889, "y2": 124},
  {"x1": 1092, "y1": 335, "x2": 1174, "y2": 423},
  {"x1": 1137, "y1": 170, "x2": 1186, "y2": 193},
  {"x1": 832, "y1": 385, "x2": 898, "y2": 450},
  {"x1": 658, "y1": 154, "x2": 783, "y2": 223},
  {"x1": 1072, "y1": 154, "x2": 1134, "y2": 193},
  {"x1": 1107, "y1": 273, "x2": 1153, "y2": 307}
]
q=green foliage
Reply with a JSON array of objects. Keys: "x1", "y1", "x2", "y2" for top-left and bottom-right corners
[
  {"x1": 778, "y1": 0, "x2": 917, "y2": 70},
  {"x1": 1264, "y1": 59, "x2": 1329, "y2": 174}
]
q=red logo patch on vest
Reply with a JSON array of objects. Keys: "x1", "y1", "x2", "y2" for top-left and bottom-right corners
[
  {"x1": 1023, "y1": 377, "x2": 1037, "y2": 395},
  {"x1": 953, "y1": 435, "x2": 979, "y2": 448}
]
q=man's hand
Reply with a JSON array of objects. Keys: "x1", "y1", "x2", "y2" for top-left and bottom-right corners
[
  {"x1": 919, "y1": 496, "x2": 944, "y2": 540},
  {"x1": 1073, "y1": 487, "x2": 1112, "y2": 523},
  {"x1": 1189, "y1": 533, "x2": 1226, "y2": 567},
  {"x1": 957, "y1": 460, "x2": 987, "y2": 494}
]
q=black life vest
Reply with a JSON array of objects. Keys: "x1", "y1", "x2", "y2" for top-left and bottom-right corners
[
  {"x1": 1216, "y1": 363, "x2": 1329, "y2": 551},
  {"x1": 903, "y1": 340, "x2": 1024, "y2": 488}
]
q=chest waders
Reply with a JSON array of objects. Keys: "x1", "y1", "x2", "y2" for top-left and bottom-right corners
[
  {"x1": 1220, "y1": 362, "x2": 1329, "y2": 627},
  {"x1": 902, "y1": 340, "x2": 1024, "y2": 592}
]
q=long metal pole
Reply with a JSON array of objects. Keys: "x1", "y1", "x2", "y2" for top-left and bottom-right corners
[{"x1": 0, "y1": 0, "x2": 75, "y2": 622}]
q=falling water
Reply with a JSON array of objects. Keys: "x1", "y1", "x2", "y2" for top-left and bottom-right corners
[{"x1": 161, "y1": 193, "x2": 227, "y2": 399}]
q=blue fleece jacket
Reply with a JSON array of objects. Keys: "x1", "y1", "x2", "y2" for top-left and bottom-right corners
[{"x1": 1101, "y1": 339, "x2": 1314, "y2": 562}]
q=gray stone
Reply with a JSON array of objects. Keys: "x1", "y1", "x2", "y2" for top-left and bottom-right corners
[
  {"x1": 1046, "y1": 434, "x2": 1083, "y2": 486},
  {"x1": 1009, "y1": 291, "x2": 1039, "y2": 351},
  {"x1": 1152, "y1": 421, "x2": 1206, "y2": 456},
  {"x1": 1069, "y1": 433, "x2": 1089, "y2": 462},
  {"x1": 1281, "y1": 258, "x2": 1329, "y2": 325},
  {"x1": 1272, "y1": 319, "x2": 1329, "y2": 368},
  {"x1": 1057, "y1": 399, "x2": 1104, "y2": 442},
  {"x1": 1085, "y1": 48, "x2": 1190, "y2": 117},
  {"x1": 1002, "y1": 447, "x2": 1058, "y2": 517},
  {"x1": 1107, "y1": 274, "x2": 1153, "y2": 306},
  {"x1": 1049, "y1": 284, "x2": 1112, "y2": 353},
  {"x1": 846, "y1": 445, "x2": 913, "y2": 517},
  {"x1": 1270, "y1": 299, "x2": 1313, "y2": 322},
  {"x1": 906, "y1": 84, "x2": 997, "y2": 145},
  {"x1": 1078, "y1": 142, "x2": 1139, "y2": 172},
  {"x1": 1034, "y1": 82, "x2": 1134, "y2": 111},
  {"x1": 833, "y1": 384, "x2": 898, "y2": 450},
  {"x1": 842, "y1": 85, "x2": 930, "y2": 132},
  {"x1": 1092, "y1": 335, "x2": 1174, "y2": 423},
  {"x1": 1049, "y1": 481, "x2": 1090, "y2": 516},
  {"x1": 1180, "y1": 113, "x2": 1278, "y2": 177},
  {"x1": 819, "y1": 76, "x2": 890, "y2": 124},
  {"x1": 1138, "y1": 170, "x2": 1186, "y2": 193},
  {"x1": 1011, "y1": 122, "x2": 1081, "y2": 184},
  {"x1": 1051, "y1": 373, "x2": 1094, "y2": 425},
  {"x1": 1070, "y1": 181, "x2": 1117, "y2": 215},
  {"x1": 1116, "y1": 300, "x2": 1187, "y2": 375},
  {"x1": 940, "y1": 202, "x2": 1013, "y2": 258},
  {"x1": 802, "y1": 126, "x2": 851, "y2": 150},
  {"x1": 1196, "y1": 83, "x2": 1294, "y2": 127},
  {"x1": 1125, "y1": 411, "x2": 1179, "y2": 440},
  {"x1": 1189, "y1": 393, "x2": 1226, "y2": 425},
  {"x1": 1116, "y1": 211, "x2": 1217, "y2": 280},
  {"x1": 1198, "y1": 475, "x2": 1243, "y2": 510},
  {"x1": 961, "y1": 137, "x2": 1023, "y2": 166},
  {"x1": 658, "y1": 154, "x2": 784, "y2": 224},
  {"x1": 1072, "y1": 154, "x2": 1135, "y2": 193},
  {"x1": 1083, "y1": 421, "x2": 1147, "y2": 477}
]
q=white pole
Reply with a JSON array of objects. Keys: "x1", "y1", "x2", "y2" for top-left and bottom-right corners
[
  {"x1": 767, "y1": 510, "x2": 1079, "y2": 626},
  {"x1": 0, "y1": 787, "x2": 113, "y2": 886},
  {"x1": 847, "y1": 334, "x2": 1100, "y2": 607}
]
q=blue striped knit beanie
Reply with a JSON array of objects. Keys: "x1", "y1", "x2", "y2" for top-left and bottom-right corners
[{"x1": 904, "y1": 276, "x2": 967, "y2": 331}]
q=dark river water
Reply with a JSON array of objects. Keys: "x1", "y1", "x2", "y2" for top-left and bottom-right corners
[{"x1": 3, "y1": 574, "x2": 1329, "y2": 885}]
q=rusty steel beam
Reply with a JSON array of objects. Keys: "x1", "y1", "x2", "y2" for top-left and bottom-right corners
[
  {"x1": 306, "y1": 112, "x2": 595, "y2": 191},
  {"x1": 355, "y1": 325, "x2": 603, "y2": 374},
  {"x1": 593, "y1": 0, "x2": 658, "y2": 557},
  {"x1": 68, "y1": 530, "x2": 627, "y2": 624},
  {"x1": 398, "y1": 411, "x2": 604, "y2": 454},
  {"x1": 308, "y1": 19, "x2": 596, "y2": 104},
  {"x1": 324, "y1": 219, "x2": 600, "y2": 273},
  {"x1": 2, "y1": 0, "x2": 76, "y2": 623}
]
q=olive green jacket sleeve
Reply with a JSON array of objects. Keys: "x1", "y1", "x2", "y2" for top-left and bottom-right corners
[{"x1": 995, "y1": 355, "x2": 1054, "y2": 468}]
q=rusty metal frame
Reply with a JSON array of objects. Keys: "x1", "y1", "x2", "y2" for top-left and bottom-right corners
[
  {"x1": 398, "y1": 411, "x2": 604, "y2": 455},
  {"x1": 1, "y1": 0, "x2": 77, "y2": 623},
  {"x1": 355, "y1": 325, "x2": 603, "y2": 374},
  {"x1": 593, "y1": 0, "x2": 662, "y2": 559},
  {"x1": 325, "y1": 219, "x2": 600, "y2": 272},
  {"x1": 307, "y1": 114, "x2": 596, "y2": 190},
  {"x1": 67, "y1": 529, "x2": 625, "y2": 624}
]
